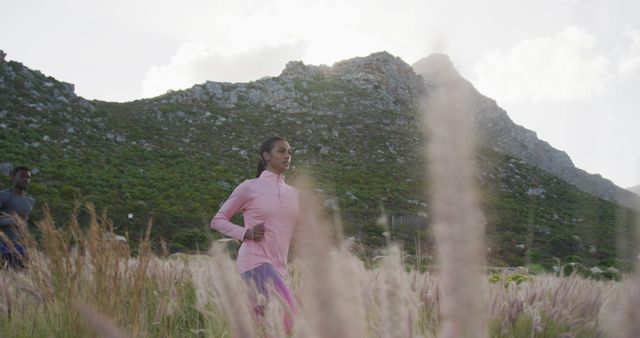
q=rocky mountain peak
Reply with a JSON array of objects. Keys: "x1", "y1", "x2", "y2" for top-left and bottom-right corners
[
  {"x1": 280, "y1": 60, "x2": 307, "y2": 78},
  {"x1": 331, "y1": 51, "x2": 406, "y2": 75},
  {"x1": 279, "y1": 60, "x2": 329, "y2": 79},
  {"x1": 162, "y1": 51, "x2": 425, "y2": 113},
  {"x1": 279, "y1": 51, "x2": 425, "y2": 102},
  {"x1": 411, "y1": 53, "x2": 639, "y2": 209},
  {"x1": 412, "y1": 53, "x2": 462, "y2": 86},
  {"x1": 330, "y1": 51, "x2": 425, "y2": 104}
]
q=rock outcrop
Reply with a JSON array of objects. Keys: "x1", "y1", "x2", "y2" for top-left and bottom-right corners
[
  {"x1": 153, "y1": 51, "x2": 425, "y2": 114},
  {"x1": 0, "y1": 51, "x2": 94, "y2": 111}
]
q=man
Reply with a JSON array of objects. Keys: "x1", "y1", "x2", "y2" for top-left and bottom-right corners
[{"x1": 0, "y1": 166, "x2": 35, "y2": 269}]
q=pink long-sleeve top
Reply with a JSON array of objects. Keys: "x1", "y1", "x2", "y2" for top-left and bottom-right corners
[{"x1": 211, "y1": 170, "x2": 299, "y2": 277}]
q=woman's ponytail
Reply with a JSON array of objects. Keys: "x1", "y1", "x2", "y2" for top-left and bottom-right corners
[{"x1": 255, "y1": 158, "x2": 266, "y2": 178}]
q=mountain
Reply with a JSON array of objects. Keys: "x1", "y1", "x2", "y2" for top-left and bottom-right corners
[
  {"x1": 1, "y1": 49, "x2": 638, "y2": 270},
  {"x1": 629, "y1": 185, "x2": 640, "y2": 196},
  {"x1": 413, "y1": 54, "x2": 640, "y2": 210}
]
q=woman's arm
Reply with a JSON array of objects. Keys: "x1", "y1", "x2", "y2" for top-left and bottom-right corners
[{"x1": 210, "y1": 182, "x2": 251, "y2": 241}]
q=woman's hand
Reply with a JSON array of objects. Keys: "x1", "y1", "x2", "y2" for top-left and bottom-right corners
[{"x1": 244, "y1": 222, "x2": 265, "y2": 241}]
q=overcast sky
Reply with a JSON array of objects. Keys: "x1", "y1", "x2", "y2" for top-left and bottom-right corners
[{"x1": 1, "y1": 0, "x2": 639, "y2": 188}]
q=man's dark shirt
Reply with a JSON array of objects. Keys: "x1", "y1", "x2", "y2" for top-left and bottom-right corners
[{"x1": 0, "y1": 189, "x2": 35, "y2": 241}]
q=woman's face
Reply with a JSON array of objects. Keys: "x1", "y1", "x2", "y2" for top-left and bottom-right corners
[{"x1": 264, "y1": 140, "x2": 292, "y2": 174}]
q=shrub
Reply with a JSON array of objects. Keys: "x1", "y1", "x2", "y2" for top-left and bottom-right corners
[{"x1": 171, "y1": 227, "x2": 211, "y2": 252}]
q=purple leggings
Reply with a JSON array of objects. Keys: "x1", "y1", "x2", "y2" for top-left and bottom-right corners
[{"x1": 241, "y1": 263, "x2": 295, "y2": 332}]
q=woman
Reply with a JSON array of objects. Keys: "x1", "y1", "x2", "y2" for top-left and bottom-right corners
[{"x1": 210, "y1": 136, "x2": 298, "y2": 332}]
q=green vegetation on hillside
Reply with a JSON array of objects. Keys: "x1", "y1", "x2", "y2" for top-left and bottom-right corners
[{"x1": 1, "y1": 57, "x2": 637, "y2": 271}]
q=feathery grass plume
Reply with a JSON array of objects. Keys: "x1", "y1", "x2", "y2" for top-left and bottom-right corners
[
  {"x1": 148, "y1": 258, "x2": 190, "y2": 326},
  {"x1": 602, "y1": 276, "x2": 637, "y2": 337},
  {"x1": 74, "y1": 301, "x2": 132, "y2": 338},
  {"x1": 75, "y1": 203, "x2": 150, "y2": 333},
  {"x1": 261, "y1": 282, "x2": 287, "y2": 337},
  {"x1": 188, "y1": 253, "x2": 237, "y2": 335},
  {"x1": 487, "y1": 274, "x2": 611, "y2": 337},
  {"x1": 6, "y1": 205, "x2": 71, "y2": 304},
  {"x1": 0, "y1": 206, "x2": 204, "y2": 337},
  {"x1": 6, "y1": 211, "x2": 41, "y2": 274},
  {"x1": 0, "y1": 270, "x2": 44, "y2": 310},
  {"x1": 379, "y1": 244, "x2": 418, "y2": 338},
  {"x1": 128, "y1": 217, "x2": 153, "y2": 335},
  {"x1": 411, "y1": 269, "x2": 439, "y2": 336},
  {"x1": 614, "y1": 196, "x2": 640, "y2": 338},
  {"x1": 0, "y1": 220, "x2": 20, "y2": 255},
  {"x1": 291, "y1": 172, "x2": 369, "y2": 338},
  {"x1": 33, "y1": 204, "x2": 81, "y2": 301},
  {"x1": 0, "y1": 273, "x2": 11, "y2": 319},
  {"x1": 207, "y1": 243, "x2": 256, "y2": 338},
  {"x1": 420, "y1": 58, "x2": 488, "y2": 338}
]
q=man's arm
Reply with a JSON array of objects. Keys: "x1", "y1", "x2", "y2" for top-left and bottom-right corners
[
  {"x1": 0, "y1": 190, "x2": 8, "y2": 209},
  {"x1": 0, "y1": 190, "x2": 8, "y2": 228}
]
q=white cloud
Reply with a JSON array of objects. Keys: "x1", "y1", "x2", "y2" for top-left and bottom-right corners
[
  {"x1": 473, "y1": 26, "x2": 612, "y2": 103},
  {"x1": 616, "y1": 27, "x2": 640, "y2": 75},
  {"x1": 141, "y1": 41, "x2": 306, "y2": 98},
  {"x1": 138, "y1": 0, "x2": 373, "y2": 98},
  {"x1": 120, "y1": 0, "x2": 361, "y2": 53}
]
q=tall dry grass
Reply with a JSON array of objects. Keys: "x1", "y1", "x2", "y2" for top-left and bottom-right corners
[
  {"x1": 0, "y1": 203, "x2": 197, "y2": 337},
  {"x1": 609, "y1": 196, "x2": 640, "y2": 338},
  {"x1": 288, "y1": 175, "x2": 369, "y2": 338},
  {"x1": 0, "y1": 202, "x2": 633, "y2": 337},
  {"x1": 421, "y1": 62, "x2": 487, "y2": 338}
]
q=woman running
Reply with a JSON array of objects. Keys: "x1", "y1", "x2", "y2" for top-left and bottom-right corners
[{"x1": 210, "y1": 136, "x2": 298, "y2": 333}]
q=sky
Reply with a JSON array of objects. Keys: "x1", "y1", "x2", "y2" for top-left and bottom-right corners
[{"x1": 1, "y1": 0, "x2": 639, "y2": 188}]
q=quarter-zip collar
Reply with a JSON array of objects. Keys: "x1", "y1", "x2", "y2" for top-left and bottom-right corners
[
  {"x1": 259, "y1": 170, "x2": 286, "y2": 203},
  {"x1": 259, "y1": 170, "x2": 285, "y2": 184}
]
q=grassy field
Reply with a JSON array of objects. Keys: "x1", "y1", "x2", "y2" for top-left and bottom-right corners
[{"x1": 0, "y1": 205, "x2": 637, "y2": 338}]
